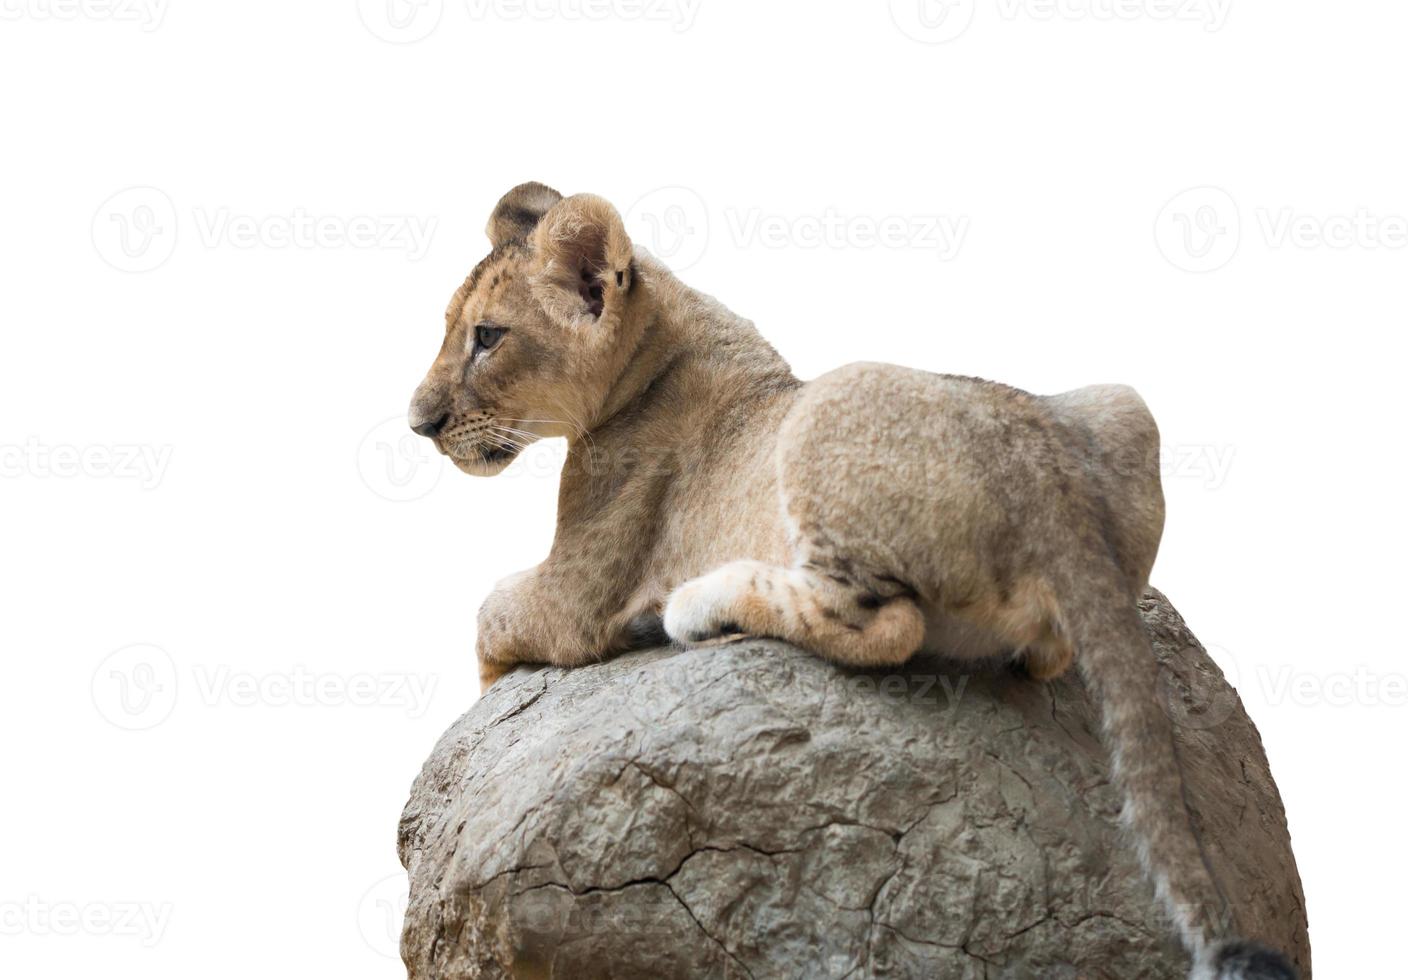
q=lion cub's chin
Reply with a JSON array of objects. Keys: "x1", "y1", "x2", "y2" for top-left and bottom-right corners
[{"x1": 449, "y1": 452, "x2": 518, "y2": 477}]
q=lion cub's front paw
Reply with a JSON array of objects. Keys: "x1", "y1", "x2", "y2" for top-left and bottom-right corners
[{"x1": 663, "y1": 561, "x2": 765, "y2": 645}]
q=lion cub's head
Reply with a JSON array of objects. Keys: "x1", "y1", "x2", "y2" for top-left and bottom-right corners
[{"x1": 408, "y1": 182, "x2": 639, "y2": 475}]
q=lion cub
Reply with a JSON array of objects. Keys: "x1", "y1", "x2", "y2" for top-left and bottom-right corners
[{"x1": 407, "y1": 183, "x2": 1296, "y2": 980}]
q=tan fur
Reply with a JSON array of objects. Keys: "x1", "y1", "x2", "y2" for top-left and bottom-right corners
[{"x1": 407, "y1": 184, "x2": 1297, "y2": 980}]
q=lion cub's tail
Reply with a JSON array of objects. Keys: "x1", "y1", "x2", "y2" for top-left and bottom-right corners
[{"x1": 1059, "y1": 573, "x2": 1298, "y2": 980}]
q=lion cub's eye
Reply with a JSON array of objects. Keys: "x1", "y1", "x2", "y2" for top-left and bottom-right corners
[{"x1": 474, "y1": 324, "x2": 507, "y2": 354}]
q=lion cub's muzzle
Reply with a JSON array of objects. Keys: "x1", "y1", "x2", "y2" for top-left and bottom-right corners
[{"x1": 415, "y1": 411, "x2": 525, "y2": 472}]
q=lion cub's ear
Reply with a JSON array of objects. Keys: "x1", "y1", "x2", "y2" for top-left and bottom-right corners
[
  {"x1": 486, "y1": 181, "x2": 564, "y2": 249},
  {"x1": 529, "y1": 194, "x2": 634, "y2": 330}
]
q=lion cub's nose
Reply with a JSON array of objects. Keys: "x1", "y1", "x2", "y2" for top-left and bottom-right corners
[{"x1": 410, "y1": 413, "x2": 448, "y2": 439}]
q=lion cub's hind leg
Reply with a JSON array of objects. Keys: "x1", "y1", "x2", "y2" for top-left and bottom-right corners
[
  {"x1": 967, "y1": 577, "x2": 1075, "y2": 682},
  {"x1": 1016, "y1": 630, "x2": 1076, "y2": 682},
  {"x1": 663, "y1": 559, "x2": 925, "y2": 668}
]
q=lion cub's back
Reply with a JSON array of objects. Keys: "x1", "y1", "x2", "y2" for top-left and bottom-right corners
[
  {"x1": 777, "y1": 362, "x2": 1163, "y2": 589},
  {"x1": 775, "y1": 362, "x2": 1049, "y2": 573},
  {"x1": 779, "y1": 361, "x2": 1049, "y2": 490}
]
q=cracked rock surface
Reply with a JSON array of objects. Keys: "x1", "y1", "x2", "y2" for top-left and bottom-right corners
[{"x1": 397, "y1": 591, "x2": 1309, "y2": 979}]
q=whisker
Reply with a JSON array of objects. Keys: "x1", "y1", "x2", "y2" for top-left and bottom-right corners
[
  {"x1": 500, "y1": 418, "x2": 584, "y2": 442},
  {"x1": 490, "y1": 425, "x2": 542, "y2": 443},
  {"x1": 497, "y1": 412, "x2": 597, "y2": 452},
  {"x1": 481, "y1": 428, "x2": 529, "y2": 444},
  {"x1": 486, "y1": 427, "x2": 538, "y2": 451},
  {"x1": 556, "y1": 407, "x2": 597, "y2": 451}
]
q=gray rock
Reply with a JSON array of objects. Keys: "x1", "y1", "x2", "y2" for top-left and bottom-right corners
[{"x1": 397, "y1": 590, "x2": 1310, "y2": 979}]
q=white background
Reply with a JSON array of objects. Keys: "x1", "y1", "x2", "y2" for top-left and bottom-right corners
[{"x1": 1, "y1": 1, "x2": 1401, "y2": 976}]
